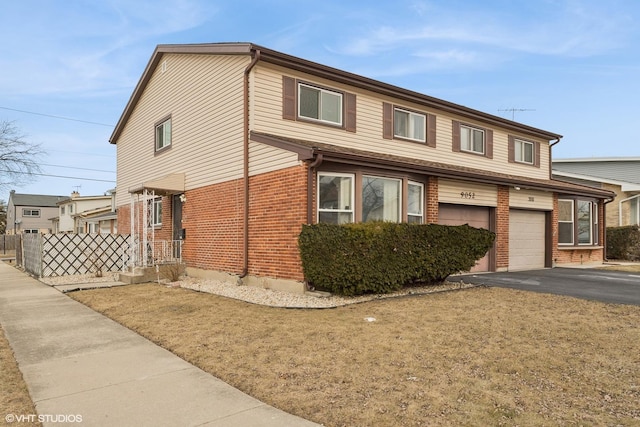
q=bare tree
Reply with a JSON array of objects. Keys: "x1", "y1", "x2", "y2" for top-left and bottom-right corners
[
  {"x1": 0, "y1": 120, "x2": 43, "y2": 190},
  {"x1": 0, "y1": 199, "x2": 6, "y2": 234}
]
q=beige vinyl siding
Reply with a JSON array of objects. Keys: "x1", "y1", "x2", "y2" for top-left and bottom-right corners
[
  {"x1": 252, "y1": 63, "x2": 551, "y2": 181},
  {"x1": 509, "y1": 188, "x2": 553, "y2": 210},
  {"x1": 438, "y1": 179, "x2": 497, "y2": 206},
  {"x1": 249, "y1": 142, "x2": 299, "y2": 176},
  {"x1": 115, "y1": 54, "x2": 249, "y2": 207}
]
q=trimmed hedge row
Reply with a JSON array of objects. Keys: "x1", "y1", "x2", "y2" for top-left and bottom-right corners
[
  {"x1": 298, "y1": 222, "x2": 495, "y2": 296},
  {"x1": 606, "y1": 225, "x2": 640, "y2": 261}
]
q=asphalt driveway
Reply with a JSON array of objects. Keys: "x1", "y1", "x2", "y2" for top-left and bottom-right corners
[{"x1": 452, "y1": 267, "x2": 640, "y2": 306}]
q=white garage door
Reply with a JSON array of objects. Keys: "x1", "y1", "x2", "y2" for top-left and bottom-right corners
[
  {"x1": 509, "y1": 210, "x2": 546, "y2": 271},
  {"x1": 439, "y1": 204, "x2": 491, "y2": 272}
]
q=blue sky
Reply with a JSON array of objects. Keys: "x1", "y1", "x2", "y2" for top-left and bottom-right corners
[{"x1": 1, "y1": 0, "x2": 638, "y2": 202}]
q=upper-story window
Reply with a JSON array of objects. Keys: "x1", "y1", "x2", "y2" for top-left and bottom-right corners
[
  {"x1": 394, "y1": 108, "x2": 426, "y2": 142},
  {"x1": 299, "y1": 83, "x2": 343, "y2": 126},
  {"x1": 22, "y1": 209, "x2": 40, "y2": 217},
  {"x1": 452, "y1": 121, "x2": 493, "y2": 158},
  {"x1": 155, "y1": 117, "x2": 172, "y2": 152},
  {"x1": 461, "y1": 125, "x2": 485, "y2": 154},
  {"x1": 383, "y1": 103, "x2": 436, "y2": 147},
  {"x1": 282, "y1": 76, "x2": 356, "y2": 132},
  {"x1": 60, "y1": 206, "x2": 65, "y2": 215},
  {"x1": 508, "y1": 136, "x2": 540, "y2": 167},
  {"x1": 514, "y1": 139, "x2": 534, "y2": 164}
]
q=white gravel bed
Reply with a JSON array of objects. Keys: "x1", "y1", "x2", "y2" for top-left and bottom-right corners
[
  {"x1": 40, "y1": 273, "x2": 476, "y2": 308},
  {"x1": 40, "y1": 273, "x2": 121, "y2": 286},
  {"x1": 176, "y1": 277, "x2": 476, "y2": 308}
]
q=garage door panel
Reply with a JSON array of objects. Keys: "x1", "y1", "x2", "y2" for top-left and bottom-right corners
[
  {"x1": 509, "y1": 210, "x2": 546, "y2": 271},
  {"x1": 438, "y1": 204, "x2": 491, "y2": 272}
]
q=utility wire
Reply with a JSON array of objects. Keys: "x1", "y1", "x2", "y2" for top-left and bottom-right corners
[
  {"x1": 0, "y1": 170, "x2": 115, "y2": 183},
  {"x1": 40, "y1": 163, "x2": 115, "y2": 174},
  {"x1": 0, "y1": 106, "x2": 114, "y2": 127}
]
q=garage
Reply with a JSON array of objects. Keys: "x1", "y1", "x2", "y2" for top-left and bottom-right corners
[
  {"x1": 509, "y1": 209, "x2": 546, "y2": 271},
  {"x1": 438, "y1": 204, "x2": 491, "y2": 272}
]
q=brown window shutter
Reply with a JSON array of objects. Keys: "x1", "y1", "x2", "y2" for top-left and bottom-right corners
[
  {"x1": 383, "y1": 102, "x2": 393, "y2": 139},
  {"x1": 452, "y1": 121, "x2": 461, "y2": 152},
  {"x1": 485, "y1": 129, "x2": 493, "y2": 159},
  {"x1": 282, "y1": 76, "x2": 296, "y2": 121},
  {"x1": 508, "y1": 135, "x2": 515, "y2": 163},
  {"x1": 534, "y1": 141, "x2": 541, "y2": 168},
  {"x1": 345, "y1": 92, "x2": 356, "y2": 132},
  {"x1": 427, "y1": 113, "x2": 436, "y2": 148}
]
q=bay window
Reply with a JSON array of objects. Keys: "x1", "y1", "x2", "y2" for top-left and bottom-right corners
[
  {"x1": 558, "y1": 198, "x2": 598, "y2": 246},
  {"x1": 317, "y1": 172, "x2": 425, "y2": 224}
]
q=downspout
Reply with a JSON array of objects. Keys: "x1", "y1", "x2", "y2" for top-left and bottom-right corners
[
  {"x1": 549, "y1": 137, "x2": 561, "y2": 177},
  {"x1": 240, "y1": 49, "x2": 261, "y2": 279},
  {"x1": 603, "y1": 196, "x2": 615, "y2": 261},
  {"x1": 306, "y1": 153, "x2": 323, "y2": 224}
]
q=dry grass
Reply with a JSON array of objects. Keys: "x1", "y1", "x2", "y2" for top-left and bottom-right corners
[
  {"x1": 600, "y1": 264, "x2": 640, "y2": 273},
  {"x1": 68, "y1": 284, "x2": 640, "y2": 426},
  {"x1": 0, "y1": 324, "x2": 41, "y2": 427}
]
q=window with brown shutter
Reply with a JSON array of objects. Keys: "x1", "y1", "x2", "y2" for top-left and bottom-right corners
[{"x1": 282, "y1": 76, "x2": 296, "y2": 121}]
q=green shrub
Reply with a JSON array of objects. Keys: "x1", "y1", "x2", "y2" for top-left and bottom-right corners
[
  {"x1": 298, "y1": 222, "x2": 495, "y2": 296},
  {"x1": 606, "y1": 226, "x2": 640, "y2": 261}
]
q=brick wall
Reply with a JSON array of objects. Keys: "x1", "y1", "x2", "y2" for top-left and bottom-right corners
[
  {"x1": 181, "y1": 178, "x2": 244, "y2": 273},
  {"x1": 247, "y1": 165, "x2": 308, "y2": 281},
  {"x1": 116, "y1": 195, "x2": 173, "y2": 241},
  {"x1": 496, "y1": 185, "x2": 510, "y2": 269},
  {"x1": 426, "y1": 176, "x2": 439, "y2": 224}
]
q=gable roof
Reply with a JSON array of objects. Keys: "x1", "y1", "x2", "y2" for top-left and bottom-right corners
[
  {"x1": 10, "y1": 193, "x2": 65, "y2": 207},
  {"x1": 110, "y1": 42, "x2": 563, "y2": 145},
  {"x1": 553, "y1": 157, "x2": 640, "y2": 186},
  {"x1": 251, "y1": 131, "x2": 614, "y2": 199}
]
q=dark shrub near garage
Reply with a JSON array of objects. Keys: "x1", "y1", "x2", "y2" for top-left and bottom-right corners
[
  {"x1": 298, "y1": 222, "x2": 495, "y2": 296},
  {"x1": 606, "y1": 225, "x2": 640, "y2": 261}
]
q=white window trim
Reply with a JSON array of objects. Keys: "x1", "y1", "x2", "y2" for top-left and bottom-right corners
[
  {"x1": 317, "y1": 172, "x2": 355, "y2": 223},
  {"x1": 558, "y1": 199, "x2": 575, "y2": 245},
  {"x1": 515, "y1": 139, "x2": 534, "y2": 165},
  {"x1": 152, "y1": 197, "x2": 162, "y2": 226},
  {"x1": 298, "y1": 83, "x2": 343, "y2": 126},
  {"x1": 460, "y1": 125, "x2": 485, "y2": 155},
  {"x1": 155, "y1": 118, "x2": 172, "y2": 151},
  {"x1": 394, "y1": 108, "x2": 426, "y2": 143},
  {"x1": 577, "y1": 200, "x2": 594, "y2": 246},
  {"x1": 408, "y1": 181, "x2": 424, "y2": 223}
]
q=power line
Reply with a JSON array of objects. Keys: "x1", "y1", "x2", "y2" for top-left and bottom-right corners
[
  {"x1": 0, "y1": 170, "x2": 115, "y2": 183},
  {"x1": 40, "y1": 163, "x2": 115, "y2": 174},
  {"x1": 0, "y1": 106, "x2": 114, "y2": 127}
]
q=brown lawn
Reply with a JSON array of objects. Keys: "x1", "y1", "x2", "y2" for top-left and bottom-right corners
[
  {"x1": 68, "y1": 284, "x2": 640, "y2": 427},
  {"x1": 0, "y1": 324, "x2": 41, "y2": 427}
]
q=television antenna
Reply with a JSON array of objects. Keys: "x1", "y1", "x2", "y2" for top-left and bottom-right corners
[{"x1": 498, "y1": 108, "x2": 535, "y2": 121}]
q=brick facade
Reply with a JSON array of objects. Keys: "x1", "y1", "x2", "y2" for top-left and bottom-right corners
[
  {"x1": 425, "y1": 176, "x2": 439, "y2": 224},
  {"x1": 496, "y1": 185, "x2": 510, "y2": 270}
]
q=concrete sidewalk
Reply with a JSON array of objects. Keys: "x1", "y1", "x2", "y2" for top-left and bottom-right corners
[{"x1": 0, "y1": 262, "x2": 320, "y2": 427}]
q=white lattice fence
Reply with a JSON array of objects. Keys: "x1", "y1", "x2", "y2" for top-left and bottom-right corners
[
  {"x1": 40, "y1": 234, "x2": 130, "y2": 277},
  {"x1": 22, "y1": 234, "x2": 42, "y2": 277}
]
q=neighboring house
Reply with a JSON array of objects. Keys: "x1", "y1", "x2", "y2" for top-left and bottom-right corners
[
  {"x1": 6, "y1": 190, "x2": 64, "y2": 235},
  {"x1": 110, "y1": 43, "x2": 614, "y2": 293},
  {"x1": 52, "y1": 190, "x2": 118, "y2": 234},
  {"x1": 553, "y1": 157, "x2": 640, "y2": 227}
]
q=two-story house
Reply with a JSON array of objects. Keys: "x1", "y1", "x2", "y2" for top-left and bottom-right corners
[
  {"x1": 110, "y1": 43, "x2": 614, "y2": 293},
  {"x1": 52, "y1": 191, "x2": 117, "y2": 234},
  {"x1": 6, "y1": 191, "x2": 64, "y2": 235}
]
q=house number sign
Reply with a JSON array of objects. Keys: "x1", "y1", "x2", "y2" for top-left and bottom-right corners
[{"x1": 460, "y1": 191, "x2": 476, "y2": 199}]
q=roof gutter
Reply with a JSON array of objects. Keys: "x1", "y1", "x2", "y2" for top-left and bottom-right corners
[
  {"x1": 548, "y1": 136, "x2": 562, "y2": 178},
  {"x1": 306, "y1": 153, "x2": 323, "y2": 224},
  {"x1": 240, "y1": 49, "x2": 261, "y2": 280}
]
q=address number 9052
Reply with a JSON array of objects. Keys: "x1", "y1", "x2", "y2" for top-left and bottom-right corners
[{"x1": 460, "y1": 191, "x2": 476, "y2": 199}]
